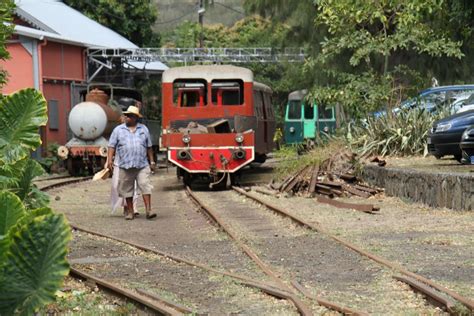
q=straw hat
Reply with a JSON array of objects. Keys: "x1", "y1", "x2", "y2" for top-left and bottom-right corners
[
  {"x1": 122, "y1": 105, "x2": 142, "y2": 118},
  {"x1": 92, "y1": 168, "x2": 110, "y2": 181}
]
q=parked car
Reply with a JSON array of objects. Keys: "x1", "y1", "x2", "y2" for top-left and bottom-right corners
[
  {"x1": 375, "y1": 85, "x2": 474, "y2": 117},
  {"x1": 427, "y1": 109, "x2": 474, "y2": 160},
  {"x1": 453, "y1": 94, "x2": 474, "y2": 114},
  {"x1": 460, "y1": 125, "x2": 474, "y2": 164}
]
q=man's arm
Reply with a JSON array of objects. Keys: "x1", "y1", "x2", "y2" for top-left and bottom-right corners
[
  {"x1": 145, "y1": 127, "x2": 155, "y2": 170},
  {"x1": 107, "y1": 147, "x2": 115, "y2": 170},
  {"x1": 107, "y1": 128, "x2": 118, "y2": 170}
]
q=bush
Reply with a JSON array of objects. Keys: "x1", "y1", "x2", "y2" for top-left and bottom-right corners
[{"x1": 346, "y1": 108, "x2": 445, "y2": 157}]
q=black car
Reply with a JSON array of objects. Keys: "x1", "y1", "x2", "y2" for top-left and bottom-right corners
[
  {"x1": 460, "y1": 125, "x2": 474, "y2": 164},
  {"x1": 427, "y1": 109, "x2": 474, "y2": 160}
]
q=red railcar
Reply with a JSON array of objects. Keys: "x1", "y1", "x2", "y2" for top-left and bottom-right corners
[{"x1": 161, "y1": 65, "x2": 275, "y2": 187}]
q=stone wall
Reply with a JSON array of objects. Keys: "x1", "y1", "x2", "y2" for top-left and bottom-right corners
[{"x1": 361, "y1": 165, "x2": 474, "y2": 211}]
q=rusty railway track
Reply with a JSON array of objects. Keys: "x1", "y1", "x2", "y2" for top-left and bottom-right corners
[
  {"x1": 41, "y1": 175, "x2": 473, "y2": 314},
  {"x1": 37, "y1": 176, "x2": 93, "y2": 191},
  {"x1": 231, "y1": 186, "x2": 474, "y2": 313},
  {"x1": 39, "y1": 177, "x2": 191, "y2": 315},
  {"x1": 185, "y1": 186, "x2": 367, "y2": 316}
]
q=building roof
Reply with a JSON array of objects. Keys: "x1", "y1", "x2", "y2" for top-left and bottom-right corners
[
  {"x1": 13, "y1": 0, "x2": 168, "y2": 71},
  {"x1": 14, "y1": 0, "x2": 136, "y2": 48},
  {"x1": 163, "y1": 65, "x2": 254, "y2": 83},
  {"x1": 13, "y1": 23, "x2": 86, "y2": 46}
]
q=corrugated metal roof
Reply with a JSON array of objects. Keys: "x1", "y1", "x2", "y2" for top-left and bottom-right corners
[
  {"x1": 13, "y1": 23, "x2": 86, "y2": 46},
  {"x1": 14, "y1": 0, "x2": 168, "y2": 71},
  {"x1": 15, "y1": 0, "x2": 136, "y2": 48}
]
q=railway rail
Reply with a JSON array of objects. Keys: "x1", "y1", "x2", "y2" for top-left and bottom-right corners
[
  {"x1": 230, "y1": 186, "x2": 474, "y2": 313},
  {"x1": 39, "y1": 177, "x2": 191, "y2": 315},
  {"x1": 186, "y1": 186, "x2": 366, "y2": 315},
  {"x1": 40, "y1": 175, "x2": 473, "y2": 314}
]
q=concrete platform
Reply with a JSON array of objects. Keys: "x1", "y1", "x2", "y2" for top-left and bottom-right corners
[{"x1": 362, "y1": 163, "x2": 474, "y2": 211}]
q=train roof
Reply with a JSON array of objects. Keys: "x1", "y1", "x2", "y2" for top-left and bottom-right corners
[
  {"x1": 254, "y1": 82, "x2": 273, "y2": 94},
  {"x1": 163, "y1": 65, "x2": 254, "y2": 83},
  {"x1": 288, "y1": 89, "x2": 308, "y2": 101}
]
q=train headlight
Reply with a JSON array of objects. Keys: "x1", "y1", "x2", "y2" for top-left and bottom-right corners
[
  {"x1": 235, "y1": 133, "x2": 244, "y2": 143},
  {"x1": 182, "y1": 134, "x2": 191, "y2": 144},
  {"x1": 323, "y1": 126, "x2": 329, "y2": 133},
  {"x1": 289, "y1": 127, "x2": 295, "y2": 133}
]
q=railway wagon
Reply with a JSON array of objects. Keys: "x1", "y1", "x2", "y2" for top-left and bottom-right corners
[
  {"x1": 161, "y1": 65, "x2": 276, "y2": 187},
  {"x1": 58, "y1": 84, "x2": 160, "y2": 175},
  {"x1": 284, "y1": 89, "x2": 336, "y2": 145}
]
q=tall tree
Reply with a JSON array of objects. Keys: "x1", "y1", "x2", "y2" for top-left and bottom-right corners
[
  {"x1": 0, "y1": 0, "x2": 14, "y2": 87},
  {"x1": 64, "y1": 0, "x2": 160, "y2": 46}
]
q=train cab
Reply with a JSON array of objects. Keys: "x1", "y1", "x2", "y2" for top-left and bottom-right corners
[
  {"x1": 161, "y1": 65, "x2": 275, "y2": 186},
  {"x1": 284, "y1": 89, "x2": 336, "y2": 145}
]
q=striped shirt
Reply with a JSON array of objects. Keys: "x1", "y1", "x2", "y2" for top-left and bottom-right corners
[{"x1": 108, "y1": 123, "x2": 152, "y2": 169}]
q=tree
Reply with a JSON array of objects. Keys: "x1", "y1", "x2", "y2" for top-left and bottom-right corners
[
  {"x1": 64, "y1": 0, "x2": 160, "y2": 46},
  {"x1": 0, "y1": 0, "x2": 14, "y2": 87},
  {"x1": 309, "y1": 0, "x2": 464, "y2": 118},
  {"x1": 162, "y1": 16, "x2": 304, "y2": 112}
]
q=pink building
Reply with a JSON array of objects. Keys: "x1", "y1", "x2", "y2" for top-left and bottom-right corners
[{"x1": 1, "y1": 0, "x2": 166, "y2": 154}]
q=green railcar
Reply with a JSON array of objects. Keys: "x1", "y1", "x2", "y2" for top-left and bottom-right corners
[{"x1": 284, "y1": 90, "x2": 336, "y2": 144}]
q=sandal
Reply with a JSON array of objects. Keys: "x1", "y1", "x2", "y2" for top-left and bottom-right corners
[
  {"x1": 146, "y1": 212, "x2": 157, "y2": 219},
  {"x1": 125, "y1": 213, "x2": 134, "y2": 220}
]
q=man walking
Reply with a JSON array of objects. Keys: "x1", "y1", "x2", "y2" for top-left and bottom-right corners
[{"x1": 107, "y1": 105, "x2": 157, "y2": 220}]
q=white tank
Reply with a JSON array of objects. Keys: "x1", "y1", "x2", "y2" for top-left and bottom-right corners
[{"x1": 68, "y1": 102, "x2": 107, "y2": 140}]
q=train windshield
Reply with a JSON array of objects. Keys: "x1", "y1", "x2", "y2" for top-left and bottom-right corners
[
  {"x1": 173, "y1": 80, "x2": 207, "y2": 107},
  {"x1": 211, "y1": 80, "x2": 243, "y2": 106},
  {"x1": 318, "y1": 105, "x2": 334, "y2": 119},
  {"x1": 287, "y1": 100, "x2": 302, "y2": 119}
]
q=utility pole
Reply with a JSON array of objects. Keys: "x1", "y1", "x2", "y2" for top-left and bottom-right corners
[{"x1": 198, "y1": 0, "x2": 205, "y2": 48}]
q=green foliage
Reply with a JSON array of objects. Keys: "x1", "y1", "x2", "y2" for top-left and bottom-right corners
[
  {"x1": 162, "y1": 16, "x2": 302, "y2": 118},
  {"x1": 0, "y1": 206, "x2": 71, "y2": 316},
  {"x1": 163, "y1": 15, "x2": 288, "y2": 48},
  {"x1": 0, "y1": 89, "x2": 48, "y2": 165},
  {"x1": 0, "y1": 89, "x2": 70, "y2": 314},
  {"x1": 64, "y1": 0, "x2": 160, "y2": 46},
  {"x1": 308, "y1": 0, "x2": 464, "y2": 118},
  {"x1": 346, "y1": 109, "x2": 442, "y2": 157},
  {"x1": 0, "y1": 0, "x2": 14, "y2": 87}
]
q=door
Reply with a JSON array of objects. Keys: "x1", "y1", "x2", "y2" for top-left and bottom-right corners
[{"x1": 303, "y1": 102, "x2": 316, "y2": 139}]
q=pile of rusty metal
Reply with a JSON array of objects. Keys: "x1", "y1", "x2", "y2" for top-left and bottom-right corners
[{"x1": 261, "y1": 152, "x2": 383, "y2": 214}]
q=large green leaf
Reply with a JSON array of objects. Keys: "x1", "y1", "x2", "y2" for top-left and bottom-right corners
[
  {"x1": 0, "y1": 89, "x2": 47, "y2": 165},
  {"x1": 0, "y1": 211, "x2": 71, "y2": 315},
  {"x1": 0, "y1": 190, "x2": 26, "y2": 236},
  {"x1": 15, "y1": 159, "x2": 49, "y2": 209},
  {"x1": 0, "y1": 190, "x2": 26, "y2": 279}
]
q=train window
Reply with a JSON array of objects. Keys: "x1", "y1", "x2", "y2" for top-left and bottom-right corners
[
  {"x1": 211, "y1": 80, "x2": 243, "y2": 106},
  {"x1": 288, "y1": 100, "x2": 301, "y2": 119},
  {"x1": 253, "y1": 91, "x2": 264, "y2": 118},
  {"x1": 304, "y1": 103, "x2": 314, "y2": 119},
  {"x1": 263, "y1": 93, "x2": 274, "y2": 119},
  {"x1": 173, "y1": 80, "x2": 207, "y2": 107},
  {"x1": 318, "y1": 105, "x2": 334, "y2": 119}
]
